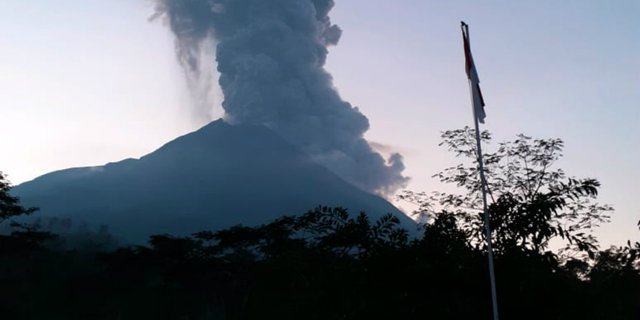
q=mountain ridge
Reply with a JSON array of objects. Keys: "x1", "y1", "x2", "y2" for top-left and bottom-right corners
[{"x1": 14, "y1": 119, "x2": 415, "y2": 243}]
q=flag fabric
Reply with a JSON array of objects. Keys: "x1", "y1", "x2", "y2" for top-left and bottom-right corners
[{"x1": 461, "y1": 22, "x2": 486, "y2": 124}]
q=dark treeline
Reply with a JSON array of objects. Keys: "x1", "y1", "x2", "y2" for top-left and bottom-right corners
[
  {"x1": 0, "y1": 206, "x2": 638, "y2": 319},
  {"x1": 1, "y1": 128, "x2": 639, "y2": 319}
]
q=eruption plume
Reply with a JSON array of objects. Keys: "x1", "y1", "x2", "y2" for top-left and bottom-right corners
[{"x1": 152, "y1": 0, "x2": 408, "y2": 195}]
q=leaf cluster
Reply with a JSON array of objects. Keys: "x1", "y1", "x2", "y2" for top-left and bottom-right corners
[{"x1": 403, "y1": 128, "x2": 613, "y2": 256}]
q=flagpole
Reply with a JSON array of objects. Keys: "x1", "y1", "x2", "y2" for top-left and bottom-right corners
[
  {"x1": 461, "y1": 21, "x2": 499, "y2": 320},
  {"x1": 472, "y1": 86, "x2": 500, "y2": 320}
]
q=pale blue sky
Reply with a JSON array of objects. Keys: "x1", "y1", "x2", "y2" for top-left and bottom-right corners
[{"x1": 0, "y1": 0, "x2": 638, "y2": 245}]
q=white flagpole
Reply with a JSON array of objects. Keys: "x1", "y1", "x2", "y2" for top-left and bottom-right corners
[
  {"x1": 461, "y1": 21, "x2": 499, "y2": 320},
  {"x1": 472, "y1": 91, "x2": 500, "y2": 320}
]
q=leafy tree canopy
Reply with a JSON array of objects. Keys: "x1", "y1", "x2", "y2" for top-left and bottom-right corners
[
  {"x1": 0, "y1": 171, "x2": 37, "y2": 223},
  {"x1": 400, "y1": 127, "x2": 613, "y2": 256}
]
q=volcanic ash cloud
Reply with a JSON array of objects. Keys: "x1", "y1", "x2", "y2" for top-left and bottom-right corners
[{"x1": 152, "y1": 0, "x2": 408, "y2": 195}]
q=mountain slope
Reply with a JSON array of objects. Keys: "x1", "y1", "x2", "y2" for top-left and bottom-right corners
[{"x1": 14, "y1": 120, "x2": 414, "y2": 243}]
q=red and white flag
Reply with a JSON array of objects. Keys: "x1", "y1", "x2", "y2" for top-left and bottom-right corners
[{"x1": 461, "y1": 22, "x2": 486, "y2": 124}]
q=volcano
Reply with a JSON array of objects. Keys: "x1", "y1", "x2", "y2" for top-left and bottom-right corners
[{"x1": 13, "y1": 120, "x2": 414, "y2": 243}]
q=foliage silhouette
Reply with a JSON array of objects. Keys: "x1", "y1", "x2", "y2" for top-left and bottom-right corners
[
  {"x1": 400, "y1": 127, "x2": 612, "y2": 256},
  {"x1": 0, "y1": 203, "x2": 636, "y2": 319},
  {"x1": 0, "y1": 171, "x2": 54, "y2": 254},
  {"x1": 0, "y1": 171, "x2": 37, "y2": 223}
]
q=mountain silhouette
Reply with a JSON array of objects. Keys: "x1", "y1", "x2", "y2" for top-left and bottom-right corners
[{"x1": 13, "y1": 120, "x2": 414, "y2": 243}]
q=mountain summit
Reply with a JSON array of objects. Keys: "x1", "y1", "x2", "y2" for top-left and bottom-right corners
[{"x1": 13, "y1": 120, "x2": 414, "y2": 243}]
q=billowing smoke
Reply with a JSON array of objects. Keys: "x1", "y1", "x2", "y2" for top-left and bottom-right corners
[{"x1": 152, "y1": 0, "x2": 408, "y2": 195}]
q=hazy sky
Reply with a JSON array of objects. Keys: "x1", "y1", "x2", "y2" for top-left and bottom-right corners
[{"x1": 0, "y1": 0, "x2": 638, "y2": 245}]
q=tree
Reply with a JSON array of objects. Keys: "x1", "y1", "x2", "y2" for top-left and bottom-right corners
[
  {"x1": 0, "y1": 171, "x2": 51, "y2": 253},
  {"x1": 0, "y1": 171, "x2": 37, "y2": 224},
  {"x1": 400, "y1": 127, "x2": 612, "y2": 256}
]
